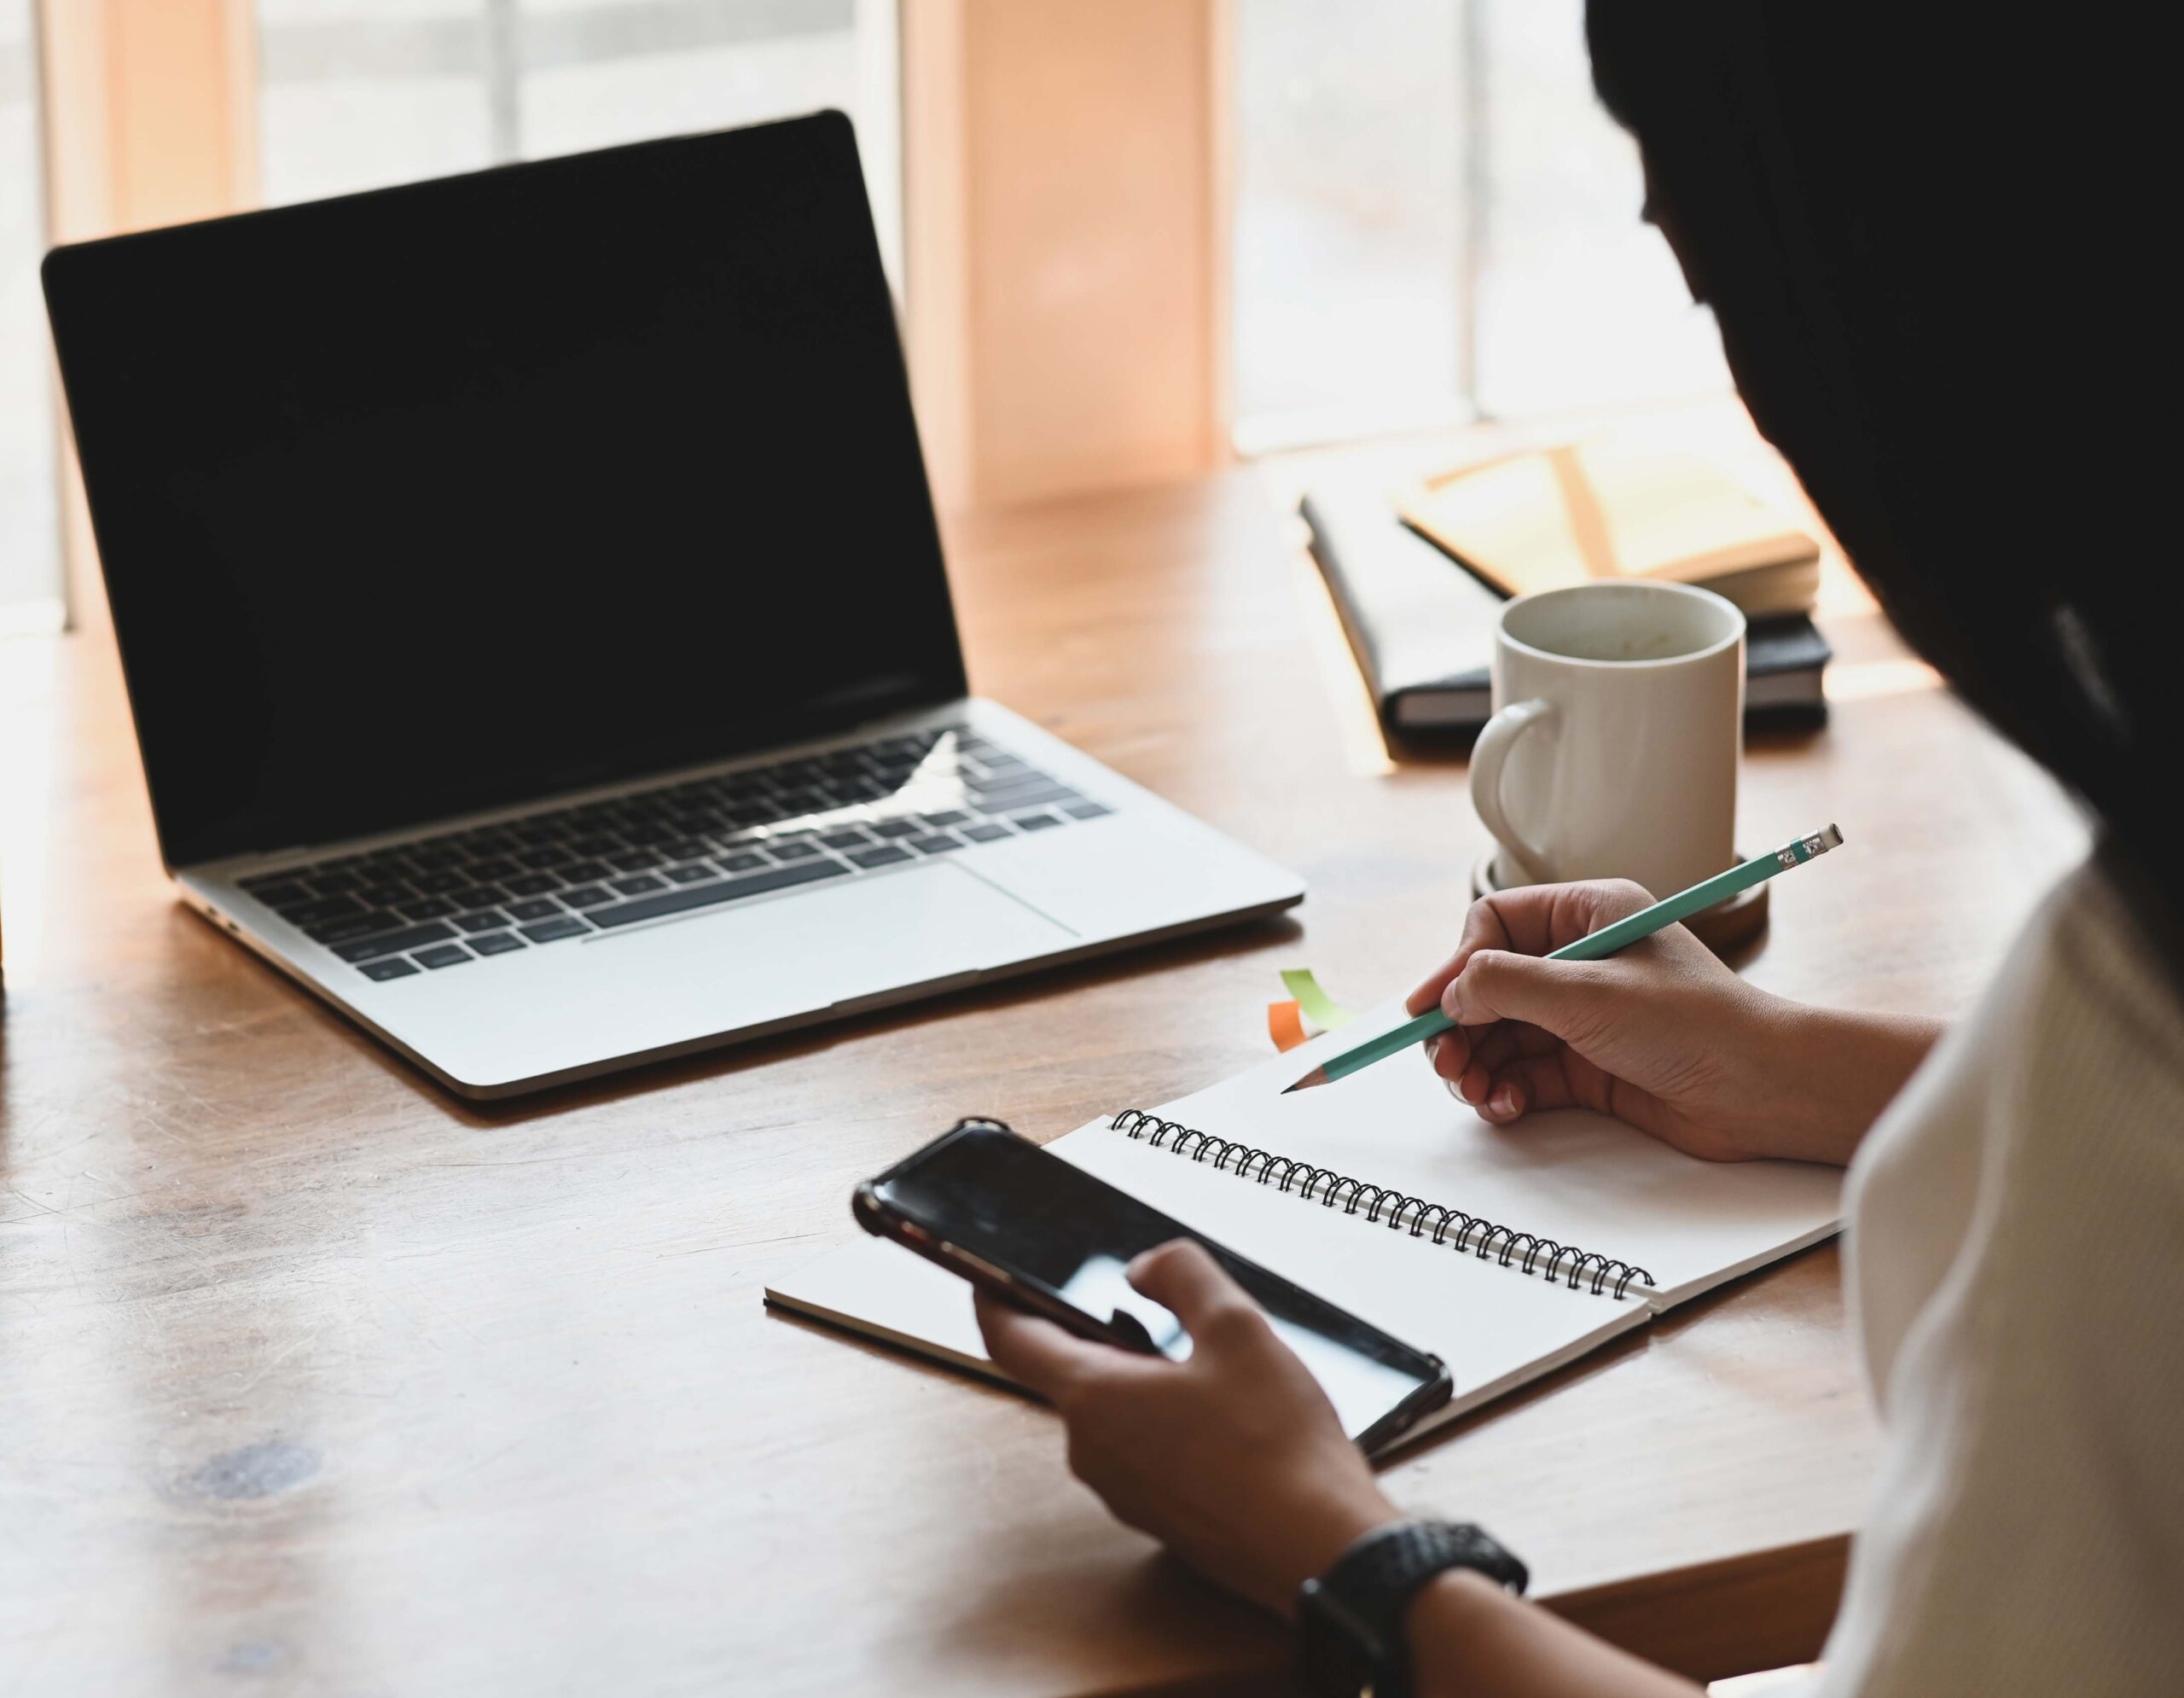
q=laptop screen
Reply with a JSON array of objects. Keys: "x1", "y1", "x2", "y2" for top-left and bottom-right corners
[{"x1": 44, "y1": 113, "x2": 966, "y2": 869}]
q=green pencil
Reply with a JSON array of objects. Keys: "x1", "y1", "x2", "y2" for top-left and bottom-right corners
[{"x1": 1283, "y1": 825, "x2": 1845, "y2": 1093}]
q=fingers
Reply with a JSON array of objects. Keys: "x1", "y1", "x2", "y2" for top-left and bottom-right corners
[
  {"x1": 1406, "y1": 899, "x2": 1514, "y2": 1015},
  {"x1": 1125, "y1": 1241, "x2": 1259, "y2": 1338},
  {"x1": 1409, "y1": 880, "x2": 1655, "y2": 1019},
  {"x1": 975, "y1": 1289, "x2": 1117, "y2": 1399},
  {"x1": 1442, "y1": 948, "x2": 1629, "y2": 1050},
  {"x1": 1477, "y1": 880, "x2": 1657, "y2": 958},
  {"x1": 1470, "y1": 1050, "x2": 1593, "y2": 1123}
]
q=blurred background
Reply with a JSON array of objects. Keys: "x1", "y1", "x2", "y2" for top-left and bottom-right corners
[{"x1": 1, "y1": 0, "x2": 1729, "y2": 631}]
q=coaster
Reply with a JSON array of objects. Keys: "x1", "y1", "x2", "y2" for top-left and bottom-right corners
[{"x1": 1469, "y1": 848, "x2": 1769, "y2": 958}]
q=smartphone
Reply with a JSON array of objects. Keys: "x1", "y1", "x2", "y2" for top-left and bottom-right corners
[{"x1": 854, "y1": 1118, "x2": 1453, "y2": 1452}]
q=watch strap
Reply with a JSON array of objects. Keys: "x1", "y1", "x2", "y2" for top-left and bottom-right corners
[{"x1": 1297, "y1": 1520, "x2": 1528, "y2": 1698}]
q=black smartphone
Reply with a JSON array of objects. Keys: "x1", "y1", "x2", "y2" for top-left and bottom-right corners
[{"x1": 854, "y1": 1118, "x2": 1454, "y2": 1452}]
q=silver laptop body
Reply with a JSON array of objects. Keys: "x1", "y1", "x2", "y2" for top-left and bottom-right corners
[{"x1": 44, "y1": 114, "x2": 1302, "y2": 1097}]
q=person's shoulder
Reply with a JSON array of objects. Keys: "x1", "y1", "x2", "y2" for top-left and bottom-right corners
[
  {"x1": 1977, "y1": 858, "x2": 2184, "y2": 1266},
  {"x1": 2034, "y1": 859, "x2": 2184, "y2": 1088}
]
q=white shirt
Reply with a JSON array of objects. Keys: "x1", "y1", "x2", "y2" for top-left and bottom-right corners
[{"x1": 1814, "y1": 862, "x2": 2184, "y2": 1694}]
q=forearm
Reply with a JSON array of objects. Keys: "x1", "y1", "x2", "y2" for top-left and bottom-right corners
[
  {"x1": 1409, "y1": 1570, "x2": 1699, "y2": 1698},
  {"x1": 1746, "y1": 995, "x2": 1943, "y2": 1165}
]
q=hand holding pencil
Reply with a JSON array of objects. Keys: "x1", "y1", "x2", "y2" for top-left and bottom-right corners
[{"x1": 1287, "y1": 831, "x2": 1931, "y2": 1168}]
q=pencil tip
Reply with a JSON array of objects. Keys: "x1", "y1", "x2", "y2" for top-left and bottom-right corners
[{"x1": 1283, "y1": 1068, "x2": 1327, "y2": 1095}]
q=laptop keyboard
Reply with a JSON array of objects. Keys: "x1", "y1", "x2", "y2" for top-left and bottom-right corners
[{"x1": 232, "y1": 724, "x2": 1112, "y2": 980}]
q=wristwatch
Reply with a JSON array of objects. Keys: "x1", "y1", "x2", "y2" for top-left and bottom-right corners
[{"x1": 1297, "y1": 1519, "x2": 1529, "y2": 1698}]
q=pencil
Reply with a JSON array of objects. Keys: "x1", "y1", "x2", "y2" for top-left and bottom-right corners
[{"x1": 1283, "y1": 825, "x2": 1844, "y2": 1093}]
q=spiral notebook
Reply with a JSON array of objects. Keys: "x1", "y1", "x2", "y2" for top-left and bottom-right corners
[{"x1": 766, "y1": 1000, "x2": 1843, "y2": 1441}]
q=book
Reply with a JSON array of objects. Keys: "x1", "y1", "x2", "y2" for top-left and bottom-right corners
[
  {"x1": 1304, "y1": 479, "x2": 1831, "y2": 735},
  {"x1": 765, "y1": 998, "x2": 1842, "y2": 1445},
  {"x1": 1398, "y1": 441, "x2": 1823, "y2": 619}
]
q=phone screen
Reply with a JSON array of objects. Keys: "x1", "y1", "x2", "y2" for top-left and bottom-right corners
[{"x1": 866, "y1": 1121, "x2": 1450, "y2": 1447}]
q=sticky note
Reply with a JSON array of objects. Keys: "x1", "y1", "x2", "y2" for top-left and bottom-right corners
[{"x1": 1280, "y1": 968, "x2": 1357, "y2": 1032}]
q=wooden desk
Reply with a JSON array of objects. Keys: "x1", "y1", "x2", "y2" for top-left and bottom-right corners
[{"x1": 0, "y1": 462, "x2": 2082, "y2": 1695}]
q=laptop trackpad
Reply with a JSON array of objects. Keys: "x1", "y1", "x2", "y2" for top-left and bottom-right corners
[{"x1": 595, "y1": 860, "x2": 1076, "y2": 1029}]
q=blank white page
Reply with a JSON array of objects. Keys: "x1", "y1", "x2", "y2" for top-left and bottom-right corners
[{"x1": 1128, "y1": 998, "x2": 1843, "y2": 1306}]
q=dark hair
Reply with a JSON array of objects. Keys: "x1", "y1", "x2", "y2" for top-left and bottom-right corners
[{"x1": 1584, "y1": 5, "x2": 2176, "y2": 974}]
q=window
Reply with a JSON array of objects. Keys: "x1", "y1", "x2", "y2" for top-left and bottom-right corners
[
  {"x1": 256, "y1": 0, "x2": 902, "y2": 286},
  {"x1": 1, "y1": 0, "x2": 60, "y2": 630},
  {"x1": 1230, "y1": 0, "x2": 1728, "y2": 452}
]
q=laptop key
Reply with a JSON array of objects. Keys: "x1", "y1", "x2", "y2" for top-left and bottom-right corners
[
  {"x1": 819, "y1": 829, "x2": 871, "y2": 851},
  {"x1": 1013, "y1": 812, "x2": 1065, "y2": 832},
  {"x1": 589, "y1": 858, "x2": 850, "y2": 930},
  {"x1": 358, "y1": 957, "x2": 421, "y2": 981},
  {"x1": 520, "y1": 916, "x2": 592, "y2": 943},
  {"x1": 769, "y1": 840, "x2": 822, "y2": 862},
  {"x1": 249, "y1": 881, "x2": 314, "y2": 910},
  {"x1": 311, "y1": 871, "x2": 363, "y2": 895},
  {"x1": 415, "y1": 944, "x2": 473, "y2": 968},
  {"x1": 716, "y1": 852, "x2": 769, "y2": 873},
  {"x1": 611, "y1": 874, "x2": 667, "y2": 896},
  {"x1": 334, "y1": 922, "x2": 458, "y2": 962},
  {"x1": 905, "y1": 835, "x2": 961, "y2": 855},
  {"x1": 468, "y1": 930, "x2": 526, "y2": 956},
  {"x1": 507, "y1": 898, "x2": 562, "y2": 922},
  {"x1": 664, "y1": 864, "x2": 715, "y2": 885},
  {"x1": 558, "y1": 860, "x2": 610, "y2": 882},
  {"x1": 869, "y1": 819, "x2": 921, "y2": 840},
  {"x1": 402, "y1": 896, "x2": 457, "y2": 920},
  {"x1": 1065, "y1": 801, "x2": 1113, "y2": 820},
  {"x1": 305, "y1": 910, "x2": 404, "y2": 945},
  {"x1": 357, "y1": 882, "x2": 413, "y2": 908},
  {"x1": 561, "y1": 885, "x2": 614, "y2": 908},
  {"x1": 453, "y1": 910, "x2": 509, "y2": 933},
  {"x1": 961, "y1": 823, "x2": 1011, "y2": 843},
  {"x1": 411, "y1": 870, "x2": 468, "y2": 895},
  {"x1": 973, "y1": 785, "x2": 1079, "y2": 816},
  {"x1": 518, "y1": 844, "x2": 575, "y2": 869},
  {"x1": 280, "y1": 894, "x2": 366, "y2": 925},
  {"x1": 447, "y1": 885, "x2": 507, "y2": 909},
  {"x1": 503, "y1": 872, "x2": 561, "y2": 896},
  {"x1": 850, "y1": 846, "x2": 913, "y2": 869},
  {"x1": 921, "y1": 810, "x2": 971, "y2": 828}
]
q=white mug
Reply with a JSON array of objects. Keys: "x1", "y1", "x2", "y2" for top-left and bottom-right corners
[{"x1": 1470, "y1": 581, "x2": 1745, "y2": 899}]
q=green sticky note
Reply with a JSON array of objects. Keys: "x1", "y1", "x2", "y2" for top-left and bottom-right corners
[{"x1": 1280, "y1": 968, "x2": 1356, "y2": 1032}]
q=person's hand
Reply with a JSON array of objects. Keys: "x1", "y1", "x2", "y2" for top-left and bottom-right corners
[
  {"x1": 1409, "y1": 879, "x2": 1939, "y2": 1166},
  {"x1": 976, "y1": 1241, "x2": 1398, "y2": 1617}
]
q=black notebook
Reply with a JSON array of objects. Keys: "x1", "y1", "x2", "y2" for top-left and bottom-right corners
[{"x1": 1303, "y1": 480, "x2": 1833, "y2": 735}]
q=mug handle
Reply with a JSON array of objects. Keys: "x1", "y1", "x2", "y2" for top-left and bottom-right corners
[{"x1": 1469, "y1": 698, "x2": 1555, "y2": 885}]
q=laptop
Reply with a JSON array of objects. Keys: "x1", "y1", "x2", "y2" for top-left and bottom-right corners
[{"x1": 41, "y1": 112, "x2": 1304, "y2": 1099}]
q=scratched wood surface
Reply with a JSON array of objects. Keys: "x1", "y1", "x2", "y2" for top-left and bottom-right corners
[{"x1": 0, "y1": 445, "x2": 2084, "y2": 1695}]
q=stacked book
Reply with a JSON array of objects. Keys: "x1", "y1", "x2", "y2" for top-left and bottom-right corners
[{"x1": 1304, "y1": 440, "x2": 1832, "y2": 734}]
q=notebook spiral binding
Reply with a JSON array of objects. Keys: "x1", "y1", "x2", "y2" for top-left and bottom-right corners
[{"x1": 1111, "y1": 1109, "x2": 1656, "y2": 1300}]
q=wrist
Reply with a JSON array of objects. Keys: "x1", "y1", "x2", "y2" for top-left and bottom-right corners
[
  {"x1": 1277, "y1": 1488, "x2": 1405, "y2": 1619},
  {"x1": 1750, "y1": 995, "x2": 1941, "y2": 1165}
]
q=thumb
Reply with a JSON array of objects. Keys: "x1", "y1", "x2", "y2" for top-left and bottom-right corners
[
  {"x1": 1444, "y1": 949, "x2": 1625, "y2": 1049},
  {"x1": 1126, "y1": 1240, "x2": 1257, "y2": 1336}
]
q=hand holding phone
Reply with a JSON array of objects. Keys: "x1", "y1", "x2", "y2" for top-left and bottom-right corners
[{"x1": 855, "y1": 1118, "x2": 1453, "y2": 1451}]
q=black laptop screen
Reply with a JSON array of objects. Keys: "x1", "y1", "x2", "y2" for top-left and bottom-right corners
[{"x1": 43, "y1": 113, "x2": 966, "y2": 868}]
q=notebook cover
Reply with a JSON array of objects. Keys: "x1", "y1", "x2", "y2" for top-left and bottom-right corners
[
  {"x1": 1304, "y1": 482, "x2": 1832, "y2": 735},
  {"x1": 1397, "y1": 441, "x2": 1821, "y2": 612}
]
